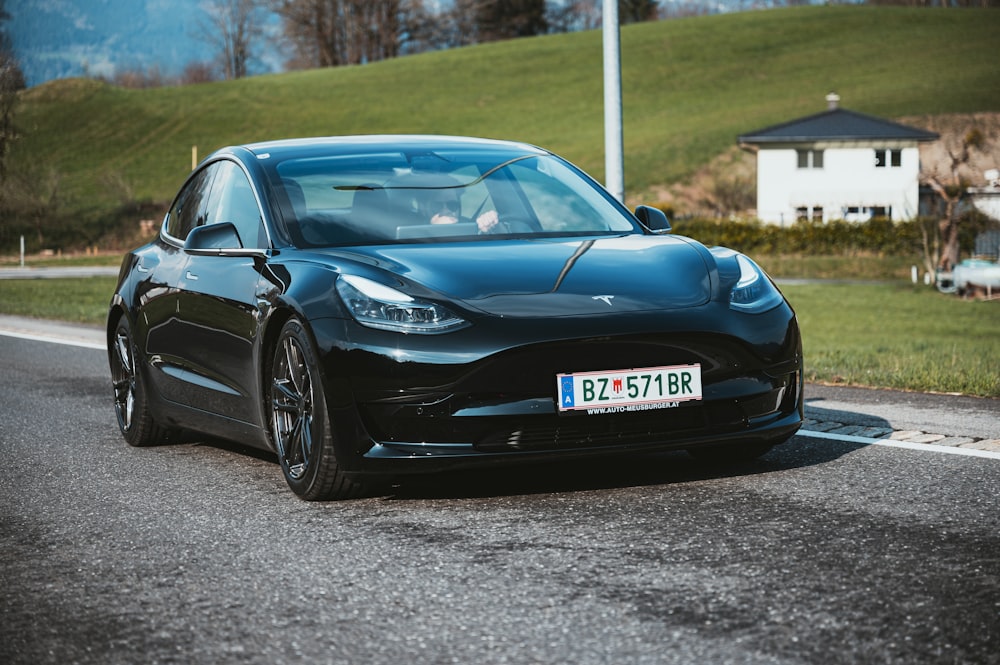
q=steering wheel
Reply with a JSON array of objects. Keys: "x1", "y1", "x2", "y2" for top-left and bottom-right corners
[{"x1": 492, "y1": 215, "x2": 537, "y2": 234}]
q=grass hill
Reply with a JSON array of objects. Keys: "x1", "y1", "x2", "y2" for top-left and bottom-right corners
[{"x1": 7, "y1": 6, "x2": 1000, "y2": 251}]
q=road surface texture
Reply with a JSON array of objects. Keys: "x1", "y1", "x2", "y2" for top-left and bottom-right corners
[{"x1": 1, "y1": 320, "x2": 999, "y2": 664}]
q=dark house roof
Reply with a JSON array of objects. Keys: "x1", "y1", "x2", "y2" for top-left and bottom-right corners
[{"x1": 739, "y1": 108, "x2": 939, "y2": 145}]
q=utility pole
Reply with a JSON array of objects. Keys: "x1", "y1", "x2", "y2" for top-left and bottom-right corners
[{"x1": 603, "y1": 0, "x2": 624, "y2": 202}]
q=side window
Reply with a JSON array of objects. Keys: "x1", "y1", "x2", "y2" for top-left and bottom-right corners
[
  {"x1": 206, "y1": 161, "x2": 265, "y2": 249},
  {"x1": 165, "y1": 167, "x2": 215, "y2": 241}
]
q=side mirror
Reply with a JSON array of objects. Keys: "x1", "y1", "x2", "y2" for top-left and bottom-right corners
[
  {"x1": 184, "y1": 222, "x2": 244, "y2": 254},
  {"x1": 635, "y1": 205, "x2": 671, "y2": 233}
]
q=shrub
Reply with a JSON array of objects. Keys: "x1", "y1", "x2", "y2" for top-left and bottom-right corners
[{"x1": 666, "y1": 215, "x2": 995, "y2": 258}]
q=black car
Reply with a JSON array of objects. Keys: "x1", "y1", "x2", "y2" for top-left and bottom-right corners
[{"x1": 108, "y1": 135, "x2": 802, "y2": 500}]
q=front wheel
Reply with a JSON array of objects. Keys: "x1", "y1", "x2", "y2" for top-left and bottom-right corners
[{"x1": 268, "y1": 318, "x2": 365, "y2": 501}]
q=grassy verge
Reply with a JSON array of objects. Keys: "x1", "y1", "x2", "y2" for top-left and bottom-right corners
[
  {"x1": 1, "y1": 273, "x2": 996, "y2": 397},
  {"x1": 0, "y1": 277, "x2": 116, "y2": 324},
  {"x1": 0, "y1": 253, "x2": 123, "y2": 268},
  {"x1": 782, "y1": 283, "x2": 999, "y2": 397}
]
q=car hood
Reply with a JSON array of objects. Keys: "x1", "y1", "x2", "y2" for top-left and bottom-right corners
[{"x1": 325, "y1": 235, "x2": 713, "y2": 317}]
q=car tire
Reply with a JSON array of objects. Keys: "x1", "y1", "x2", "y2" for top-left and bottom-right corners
[
  {"x1": 268, "y1": 318, "x2": 364, "y2": 501},
  {"x1": 110, "y1": 316, "x2": 173, "y2": 447}
]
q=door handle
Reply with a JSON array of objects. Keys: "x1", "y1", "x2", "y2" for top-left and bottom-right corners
[{"x1": 185, "y1": 271, "x2": 199, "y2": 281}]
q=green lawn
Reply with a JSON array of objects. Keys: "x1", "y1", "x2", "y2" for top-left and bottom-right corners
[
  {"x1": 9, "y1": 5, "x2": 999, "y2": 241},
  {"x1": 2, "y1": 276, "x2": 996, "y2": 397},
  {"x1": 782, "y1": 283, "x2": 999, "y2": 397},
  {"x1": 0, "y1": 277, "x2": 115, "y2": 324}
]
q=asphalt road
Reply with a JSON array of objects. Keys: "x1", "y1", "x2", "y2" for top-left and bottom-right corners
[{"x1": 2, "y1": 331, "x2": 999, "y2": 665}]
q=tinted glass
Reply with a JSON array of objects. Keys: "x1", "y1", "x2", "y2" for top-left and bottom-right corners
[
  {"x1": 268, "y1": 148, "x2": 637, "y2": 247},
  {"x1": 166, "y1": 167, "x2": 215, "y2": 241},
  {"x1": 206, "y1": 160, "x2": 265, "y2": 249}
]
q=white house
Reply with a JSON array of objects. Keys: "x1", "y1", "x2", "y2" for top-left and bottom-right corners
[
  {"x1": 738, "y1": 94, "x2": 939, "y2": 225},
  {"x1": 969, "y1": 170, "x2": 1000, "y2": 223}
]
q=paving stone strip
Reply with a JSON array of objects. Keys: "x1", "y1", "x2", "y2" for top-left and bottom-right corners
[{"x1": 802, "y1": 419, "x2": 1000, "y2": 452}]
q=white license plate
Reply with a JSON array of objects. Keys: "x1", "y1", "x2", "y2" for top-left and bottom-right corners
[{"x1": 556, "y1": 364, "x2": 702, "y2": 413}]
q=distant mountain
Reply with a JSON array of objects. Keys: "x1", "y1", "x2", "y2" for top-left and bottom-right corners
[
  {"x1": 6, "y1": 0, "x2": 838, "y2": 88},
  {"x1": 7, "y1": 0, "x2": 284, "y2": 86}
]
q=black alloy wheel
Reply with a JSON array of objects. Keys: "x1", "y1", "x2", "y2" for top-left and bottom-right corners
[
  {"x1": 110, "y1": 316, "x2": 170, "y2": 446},
  {"x1": 269, "y1": 318, "x2": 362, "y2": 500}
]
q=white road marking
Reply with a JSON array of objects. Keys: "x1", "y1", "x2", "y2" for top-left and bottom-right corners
[
  {"x1": 799, "y1": 428, "x2": 1000, "y2": 460},
  {"x1": 0, "y1": 329, "x2": 106, "y2": 351}
]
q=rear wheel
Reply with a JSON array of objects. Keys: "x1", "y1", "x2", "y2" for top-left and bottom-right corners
[
  {"x1": 110, "y1": 316, "x2": 172, "y2": 446},
  {"x1": 268, "y1": 318, "x2": 364, "y2": 500}
]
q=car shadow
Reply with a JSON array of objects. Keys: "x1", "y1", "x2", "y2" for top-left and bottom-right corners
[
  {"x1": 190, "y1": 436, "x2": 279, "y2": 463},
  {"x1": 382, "y1": 436, "x2": 866, "y2": 501},
  {"x1": 803, "y1": 395, "x2": 895, "y2": 433},
  {"x1": 178, "y1": 430, "x2": 867, "y2": 502}
]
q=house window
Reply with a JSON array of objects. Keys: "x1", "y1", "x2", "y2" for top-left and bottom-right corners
[
  {"x1": 797, "y1": 149, "x2": 823, "y2": 169},
  {"x1": 875, "y1": 149, "x2": 902, "y2": 168},
  {"x1": 844, "y1": 206, "x2": 869, "y2": 222},
  {"x1": 796, "y1": 206, "x2": 823, "y2": 222},
  {"x1": 843, "y1": 206, "x2": 892, "y2": 222}
]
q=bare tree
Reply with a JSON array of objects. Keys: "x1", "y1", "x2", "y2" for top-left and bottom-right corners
[
  {"x1": 0, "y1": 0, "x2": 24, "y2": 185},
  {"x1": 182, "y1": 61, "x2": 220, "y2": 85},
  {"x1": 108, "y1": 64, "x2": 167, "y2": 89},
  {"x1": 548, "y1": 1, "x2": 662, "y2": 32},
  {"x1": 401, "y1": 0, "x2": 453, "y2": 52},
  {"x1": 474, "y1": 0, "x2": 548, "y2": 42},
  {"x1": 3, "y1": 166, "x2": 62, "y2": 246},
  {"x1": 552, "y1": 1, "x2": 603, "y2": 31},
  {"x1": 272, "y1": 0, "x2": 406, "y2": 68},
  {"x1": 923, "y1": 126, "x2": 985, "y2": 272},
  {"x1": 201, "y1": 0, "x2": 266, "y2": 79},
  {"x1": 619, "y1": 0, "x2": 658, "y2": 23},
  {"x1": 444, "y1": 0, "x2": 482, "y2": 47}
]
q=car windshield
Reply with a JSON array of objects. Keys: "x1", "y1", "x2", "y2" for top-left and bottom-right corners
[{"x1": 269, "y1": 147, "x2": 638, "y2": 247}]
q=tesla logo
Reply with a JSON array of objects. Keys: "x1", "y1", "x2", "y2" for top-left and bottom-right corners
[{"x1": 593, "y1": 295, "x2": 615, "y2": 306}]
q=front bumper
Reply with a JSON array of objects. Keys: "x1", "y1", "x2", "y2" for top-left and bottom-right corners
[{"x1": 312, "y1": 302, "x2": 803, "y2": 475}]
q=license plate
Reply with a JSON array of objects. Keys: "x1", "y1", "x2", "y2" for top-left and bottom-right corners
[{"x1": 556, "y1": 364, "x2": 702, "y2": 413}]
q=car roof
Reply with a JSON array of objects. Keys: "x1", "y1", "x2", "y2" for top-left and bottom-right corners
[{"x1": 229, "y1": 135, "x2": 550, "y2": 161}]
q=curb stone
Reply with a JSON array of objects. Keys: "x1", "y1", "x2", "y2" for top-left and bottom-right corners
[{"x1": 802, "y1": 420, "x2": 1000, "y2": 452}]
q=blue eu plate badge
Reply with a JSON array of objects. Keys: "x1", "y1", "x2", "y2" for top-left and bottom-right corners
[{"x1": 560, "y1": 377, "x2": 575, "y2": 408}]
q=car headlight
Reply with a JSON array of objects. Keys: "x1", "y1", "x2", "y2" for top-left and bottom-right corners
[
  {"x1": 336, "y1": 274, "x2": 468, "y2": 334},
  {"x1": 729, "y1": 254, "x2": 784, "y2": 312}
]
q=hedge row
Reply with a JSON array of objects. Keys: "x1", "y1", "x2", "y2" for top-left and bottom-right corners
[{"x1": 667, "y1": 214, "x2": 998, "y2": 257}]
